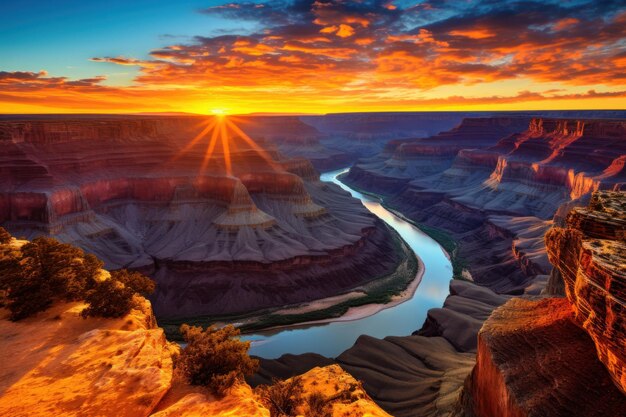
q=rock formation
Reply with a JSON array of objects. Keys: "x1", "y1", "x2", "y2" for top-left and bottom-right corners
[
  {"x1": 0, "y1": 115, "x2": 404, "y2": 321},
  {"x1": 456, "y1": 191, "x2": 626, "y2": 416},
  {"x1": 343, "y1": 117, "x2": 626, "y2": 294},
  {"x1": 0, "y1": 295, "x2": 389, "y2": 417},
  {"x1": 459, "y1": 298, "x2": 626, "y2": 417},
  {"x1": 0, "y1": 299, "x2": 175, "y2": 417},
  {"x1": 546, "y1": 190, "x2": 626, "y2": 393}
]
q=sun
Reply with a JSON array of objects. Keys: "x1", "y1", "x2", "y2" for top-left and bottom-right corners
[{"x1": 211, "y1": 108, "x2": 227, "y2": 117}]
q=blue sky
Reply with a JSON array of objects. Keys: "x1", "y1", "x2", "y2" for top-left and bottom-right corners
[{"x1": 0, "y1": 0, "x2": 258, "y2": 85}]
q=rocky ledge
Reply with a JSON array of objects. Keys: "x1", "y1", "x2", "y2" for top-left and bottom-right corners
[
  {"x1": 458, "y1": 298, "x2": 626, "y2": 417},
  {"x1": 545, "y1": 190, "x2": 626, "y2": 393},
  {"x1": 0, "y1": 294, "x2": 390, "y2": 417}
]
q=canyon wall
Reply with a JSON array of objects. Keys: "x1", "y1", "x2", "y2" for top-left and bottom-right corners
[
  {"x1": 545, "y1": 191, "x2": 626, "y2": 392},
  {"x1": 343, "y1": 117, "x2": 626, "y2": 293},
  {"x1": 0, "y1": 115, "x2": 404, "y2": 320},
  {"x1": 457, "y1": 191, "x2": 626, "y2": 416}
]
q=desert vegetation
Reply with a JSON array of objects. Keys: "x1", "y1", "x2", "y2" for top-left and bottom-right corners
[
  {"x1": 0, "y1": 227, "x2": 155, "y2": 320},
  {"x1": 255, "y1": 374, "x2": 365, "y2": 417},
  {"x1": 176, "y1": 323, "x2": 259, "y2": 396}
]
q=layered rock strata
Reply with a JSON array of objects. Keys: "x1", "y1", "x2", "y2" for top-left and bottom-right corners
[
  {"x1": 343, "y1": 117, "x2": 626, "y2": 293},
  {"x1": 0, "y1": 116, "x2": 402, "y2": 319},
  {"x1": 546, "y1": 190, "x2": 626, "y2": 393},
  {"x1": 457, "y1": 191, "x2": 626, "y2": 416}
]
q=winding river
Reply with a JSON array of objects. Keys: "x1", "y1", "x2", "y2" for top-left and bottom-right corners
[{"x1": 241, "y1": 168, "x2": 452, "y2": 358}]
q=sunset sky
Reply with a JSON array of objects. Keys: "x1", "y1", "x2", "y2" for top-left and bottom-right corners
[{"x1": 1, "y1": 0, "x2": 625, "y2": 114}]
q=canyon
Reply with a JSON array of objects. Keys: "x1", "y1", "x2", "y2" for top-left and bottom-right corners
[
  {"x1": 1, "y1": 112, "x2": 625, "y2": 417},
  {"x1": 257, "y1": 114, "x2": 626, "y2": 416},
  {"x1": 0, "y1": 115, "x2": 405, "y2": 323}
]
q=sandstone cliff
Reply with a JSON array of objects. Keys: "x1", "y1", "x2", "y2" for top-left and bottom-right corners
[
  {"x1": 457, "y1": 191, "x2": 626, "y2": 416},
  {"x1": 459, "y1": 298, "x2": 626, "y2": 417},
  {"x1": 0, "y1": 291, "x2": 390, "y2": 417},
  {"x1": 545, "y1": 190, "x2": 626, "y2": 393}
]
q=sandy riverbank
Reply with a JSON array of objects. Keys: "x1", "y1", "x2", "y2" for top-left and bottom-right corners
[{"x1": 252, "y1": 254, "x2": 426, "y2": 332}]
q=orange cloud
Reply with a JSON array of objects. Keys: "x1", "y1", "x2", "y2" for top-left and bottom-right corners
[
  {"x1": 449, "y1": 28, "x2": 496, "y2": 39},
  {"x1": 336, "y1": 24, "x2": 355, "y2": 38},
  {"x1": 1, "y1": 0, "x2": 625, "y2": 113}
]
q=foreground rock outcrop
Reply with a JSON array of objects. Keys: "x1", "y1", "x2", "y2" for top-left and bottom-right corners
[
  {"x1": 0, "y1": 299, "x2": 175, "y2": 417},
  {"x1": 0, "y1": 294, "x2": 390, "y2": 417},
  {"x1": 459, "y1": 298, "x2": 626, "y2": 417},
  {"x1": 546, "y1": 190, "x2": 626, "y2": 393}
]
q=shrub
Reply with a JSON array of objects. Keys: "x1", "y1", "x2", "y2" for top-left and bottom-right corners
[
  {"x1": 307, "y1": 391, "x2": 332, "y2": 417},
  {"x1": 111, "y1": 269, "x2": 156, "y2": 295},
  {"x1": 0, "y1": 227, "x2": 11, "y2": 244},
  {"x1": 80, "y1": 278, "x2": 136, "y2": 318},
  {"x1": 0, "y1": 227, "x2": 154, "y2": 320},
  {"x1": 81, "y1": 269, "x2": 155, "y2": 318},
  {"x1": 256, "y1": 377, "x2": 305, "y2": 417},
  {"x1": 1, "y1": 236, "x2": 104, "y2": 320},
  {"x1": 177, "y1": 324, "x2": 259, "y2": 396}
]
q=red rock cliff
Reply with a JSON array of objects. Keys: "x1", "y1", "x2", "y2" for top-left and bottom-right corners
[
  {"x1": 456, "y1": 190, "x2": 626, "y2": 417},
  {"x1": 546, "y1": 190, "x2": 626, "y2": 393}
]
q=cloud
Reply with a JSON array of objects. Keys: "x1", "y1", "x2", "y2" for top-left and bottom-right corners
[
  {"x1": 0, "y1": 71, "x2": 107, "y2": 90},
  {"x1": 109, "y1": 0, "x2": 626, "y2": 91},
  {"x1": 1, "y1": 0, "x2": 625, "y2": 112}
]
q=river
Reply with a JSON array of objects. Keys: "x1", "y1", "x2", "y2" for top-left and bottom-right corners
[{"x1": 241, "y1": 168, "x2": 452, "y2": 358}]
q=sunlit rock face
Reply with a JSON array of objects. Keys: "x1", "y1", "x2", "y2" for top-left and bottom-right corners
[
  {"x1": 455, "y1": 191, "x2": 626, "y2": 417},
  {"x1": 458, "y1": 298, "x2": 626, "y2": 417},
  {"x1": 0, "y1": 299, "x2": 176, "y2": 417},
  {"x1": 0, "y1": 115, "x2": 402, "y2": 319},
  {"x1": 0, "y1": 276, "x2": 390, "y2": 416},
  {"x1": 546, "y1": 191, "x2": 626, "y2": 393}
]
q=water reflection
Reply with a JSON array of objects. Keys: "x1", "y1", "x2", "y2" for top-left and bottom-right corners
[{"x1": 241, "y1": 168, "x2": 452, "y2": 358}]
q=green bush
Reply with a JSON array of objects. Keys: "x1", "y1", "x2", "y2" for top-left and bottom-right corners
[
  {"x1": 176, "y1": 324, "x2": 259, "y2": 396},
  {"x1": 0, "y1": 228, "x2": 155, "y2": 320},
  {"x1": 81, "y1": 270, "x2": 155, "y2": 318}
]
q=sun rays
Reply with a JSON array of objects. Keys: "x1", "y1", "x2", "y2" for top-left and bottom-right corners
[{"x1": 173, "y1": 115, "x2": 278, "y2": 177}]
